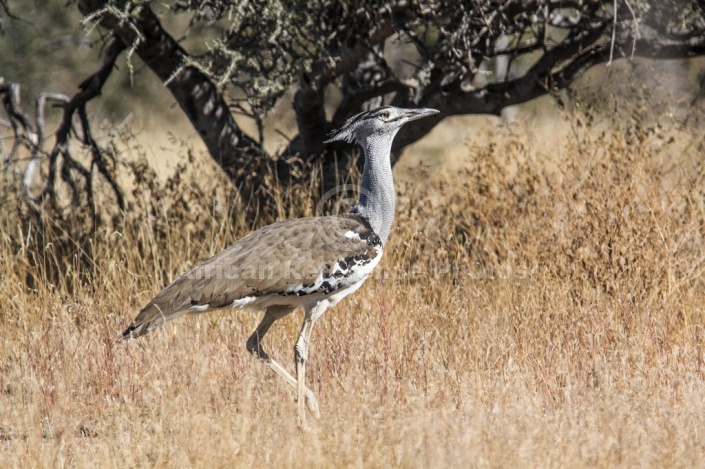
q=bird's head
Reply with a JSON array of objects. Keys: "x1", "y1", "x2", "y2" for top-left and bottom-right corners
[{"x1": 324, "y1": 106, "x2": 439, "y2": 145}]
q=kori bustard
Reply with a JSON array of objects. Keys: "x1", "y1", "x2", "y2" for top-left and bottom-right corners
[{"x1": 122, "y1": 106, "x2": 439, "y2": 420}]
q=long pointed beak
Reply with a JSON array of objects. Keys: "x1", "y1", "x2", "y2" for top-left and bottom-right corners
[{"x1": 403, "y1": 108, "x2": 440, "y2": 122}]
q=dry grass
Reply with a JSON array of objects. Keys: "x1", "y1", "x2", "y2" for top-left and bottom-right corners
[{"x1": 2, "y1": 111, "x2": 705, "y2": 468}]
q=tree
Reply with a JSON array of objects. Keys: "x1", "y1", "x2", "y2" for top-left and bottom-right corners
[{"x1": 4, "y1": 0, "x2": 705, "y2": 220}]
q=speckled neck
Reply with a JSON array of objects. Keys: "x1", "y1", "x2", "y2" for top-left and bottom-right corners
[{"x1": 357, "y1": 132, "x2": 397, "y2": 246}]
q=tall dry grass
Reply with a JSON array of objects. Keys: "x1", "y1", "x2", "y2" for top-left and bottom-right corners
[{"x1": 1, "y1": 110, "x2": 705, "y2": 467}]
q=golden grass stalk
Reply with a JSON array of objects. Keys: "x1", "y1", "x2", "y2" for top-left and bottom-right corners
[{"x1": 1, "y1": 117, "x2": 704, "y2": 467}]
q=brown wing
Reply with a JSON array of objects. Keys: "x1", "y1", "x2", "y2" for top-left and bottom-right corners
[{"x1": 122, "y1": 214, "x2": 381, "y2": 338}]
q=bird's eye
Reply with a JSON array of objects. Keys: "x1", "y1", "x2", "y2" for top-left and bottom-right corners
[{"x1": 378, "y1": 112, "x2": 390, "y2": 120}]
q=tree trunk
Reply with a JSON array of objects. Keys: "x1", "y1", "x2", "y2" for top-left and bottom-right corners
[{"x1": 78, "y1": 0, "x2": 274, "y2": 217}]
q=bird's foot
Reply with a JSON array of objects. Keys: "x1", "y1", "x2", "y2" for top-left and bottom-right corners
[
  {"x1": 304, "y1": 389, "x2": 321, "y2": 419},
  {"x1": 295, "y1": 389, "x2": 321, "y2": 424}
]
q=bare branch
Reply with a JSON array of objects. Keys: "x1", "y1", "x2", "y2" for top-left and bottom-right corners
[
  {"x1": 22, "y1": 92, "x2": 70, "y2": 198},
  {"x1": 41, "y1": 38, "x2": 127, "y2": 214},
  {"x1": 0, "y1": 78, "x2": 38, "y2": 165},
  {"x1": 623, "y1": 0, "x2": 640, "y2": 60},
  {"x1": 607, "y1": 0, "x2": 617, "y2": 68}
]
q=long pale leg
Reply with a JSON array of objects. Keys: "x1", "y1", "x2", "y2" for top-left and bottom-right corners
[
  {"x1": 294, "y1": 301, "x2": 329, "y2": 424},
  {"x1": 246, "y1": 306, "x2": 320, "y2": 416}
]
